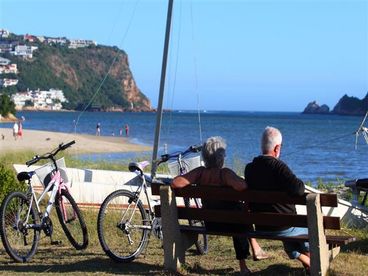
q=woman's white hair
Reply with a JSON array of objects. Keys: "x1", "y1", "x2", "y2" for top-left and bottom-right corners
[
  {"x1": 202, "y1": 136, "x2": 226, "y2": 168},
  {"x1": 261, "y1": 126, "x2": 282, "y2": 154}
]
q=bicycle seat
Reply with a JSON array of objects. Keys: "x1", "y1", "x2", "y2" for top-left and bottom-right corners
[
  {"x1": 17, "y1": 171, "x2": 35, "y2": 182},
  {"x1": 129, "y1": 161, "x2": 150, "y2": 174}
]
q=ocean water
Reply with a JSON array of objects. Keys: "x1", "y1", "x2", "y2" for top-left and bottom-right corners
[{"x1": 2, "y1": 110, "x2": 367, "y2": 185}]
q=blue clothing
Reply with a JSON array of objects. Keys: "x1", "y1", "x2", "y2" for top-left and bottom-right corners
[{"x1": 252, "y1": 227, "x2": 309, "y2": 259}]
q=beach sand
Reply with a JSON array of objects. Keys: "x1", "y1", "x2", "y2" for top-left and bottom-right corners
[{"x1": 0, "y1": 128, "x2": 151, "y2": 154}]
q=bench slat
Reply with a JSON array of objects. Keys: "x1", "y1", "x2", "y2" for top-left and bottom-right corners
[
  {"x1": 151, "y1": 183, "x2": 338, "y2": 207},
  {"x1": 154, "y1": 205, "x2": 341, "y2": 230},
  {"x1": 179, "y1": 225, "x2": 356, "y2": 246}
]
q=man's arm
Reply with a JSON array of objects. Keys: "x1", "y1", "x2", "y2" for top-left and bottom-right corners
[{"x1": 277, "y1": 160, "x2": 305, "y2": 195}]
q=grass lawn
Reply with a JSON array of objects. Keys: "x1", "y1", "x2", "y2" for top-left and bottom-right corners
[{"x1": 0, "y1": 209, "x2": 367, "y2": 276}]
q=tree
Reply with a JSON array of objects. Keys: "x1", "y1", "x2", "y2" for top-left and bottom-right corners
[{"x1": 0, "y1": 94, "x2": 16, "y2": 117}]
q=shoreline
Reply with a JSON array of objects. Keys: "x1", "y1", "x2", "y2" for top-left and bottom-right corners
[{"x1": 0, "y1": 128, "x2": 151, "y2": 154}]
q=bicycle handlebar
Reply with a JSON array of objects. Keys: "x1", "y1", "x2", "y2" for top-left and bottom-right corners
[
  {"x1": 155, "y1": 143, "x2": 202, "y2": 167},
  {"x1": 26, "y1": 140, "x2": 75, "y2": 166}
]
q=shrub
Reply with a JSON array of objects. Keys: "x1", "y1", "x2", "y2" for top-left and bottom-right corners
[{"x1": 0, "y1": 164, "x2": 26, "y2": 203}]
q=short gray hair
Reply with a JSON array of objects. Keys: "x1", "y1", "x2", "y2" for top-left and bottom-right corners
[
  {"x1": 261, "y1": 126, "x2": 282, "y2": 154},
  {"x1": 202, "y1": 136, "x2": 226, "y2": 168}
]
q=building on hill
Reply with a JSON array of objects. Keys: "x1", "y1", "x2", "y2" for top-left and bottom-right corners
[
  {"x1": 68, "y1": 39, "x2": 97, "y2": 49},
  {"x1": 12, "y1": 88, "x2": 67, "y2": 110},
  {"x1": 0, "y1": 57, "x2": 10, "y2": 66},
  {"x1": 0, "y1": 78, "x2": 18, "y2": 87},
  {"x1": 46, "y1": 37, "x2": 67, "y2": 45},
  {"x1": 0, "y1": 29, "x2": 10, "y2": 38},
  {"x1": 23, "y1": 34, "x2": 36, "y2": 42},
  {"x1": 0, "y1": 42, "x2": 14, "y2": 53},
  {"x1": 0, "y1": 63, "x2": 18, "y2": 74},
  {"x1": 12, "y1": 45, "x2": 38, "y2": 59}
]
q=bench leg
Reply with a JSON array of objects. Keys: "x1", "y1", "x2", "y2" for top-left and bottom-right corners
[
  {"x1": 160, "y1": 185, "x2": 186, "y2": 271},
  {"x1": 329, "y1": 246, "x2": 340, "y2": 261},
  {"x1": 307, "y1": 194, "x2": 330, "y2": 276}
]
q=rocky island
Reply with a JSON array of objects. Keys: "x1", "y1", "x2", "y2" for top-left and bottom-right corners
[{"x1": 303, "y1": 93, "x2": 368, "y2": 116}]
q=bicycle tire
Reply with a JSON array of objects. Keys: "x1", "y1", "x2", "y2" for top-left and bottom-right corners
[
  {"x1": 0, "y1": 192, "x2": 40, "y2": 262},
  {"x1": 184, "y1": 197, "x2": 208, "y2": 255},
  {"x1": 97, "y1": 189, "x2": 150, "y2": 263},
  {"x1": 55, "y1": 189, "x2": 88, "y2": 250}
]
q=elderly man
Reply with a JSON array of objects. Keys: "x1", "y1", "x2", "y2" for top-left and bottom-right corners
[{"x1": 244, "y1": 126, "x2": 311, "y2": 273}]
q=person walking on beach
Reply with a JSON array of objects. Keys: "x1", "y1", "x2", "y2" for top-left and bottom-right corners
[
  {"x1": 13, "y1": 122, "x2": 18, "y2": 140},
  {"x1": 244, "y1": 126, "x2": 310, "y2": 273},
  {"x1": 125, "y1": 124, "x2": 129, "y2": 137},
  {"x1": 96, "y1": 123, "x2": 101, "y2": 136},
  {"x1": 17, "y1": 121, "x2": 23, "y2": 139}
]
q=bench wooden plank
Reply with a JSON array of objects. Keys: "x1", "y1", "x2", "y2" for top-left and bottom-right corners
[
  {"x1": 151, "y1": 183, "x2": 338, "y2": 207},
  {"x1": 154, "y1": 205, "x2": 341, "y2": 230},
  {"x1": 179, "y1": 225, "x2": 356, "y2": 246}
]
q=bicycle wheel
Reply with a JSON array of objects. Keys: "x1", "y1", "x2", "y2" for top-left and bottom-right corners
[
  {"x1": 0, "y1": 192, "x2": 40, "y2": 262},
  {"x1": 184, "y1": 197, "x2": 208, "y2": 255},
  {"x1": 55, "y1": 189, "x2": 88, "y2": 250},
  {"x1": 97, "y1": 189, "x2": 150, "y2": 263}
]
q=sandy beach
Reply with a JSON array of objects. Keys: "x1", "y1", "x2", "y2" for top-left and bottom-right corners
[{"x1": 0, "y1": 128, "x2": 151, "y2": 154}]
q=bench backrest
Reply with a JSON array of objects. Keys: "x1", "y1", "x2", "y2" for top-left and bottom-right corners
[{"x1": 151, "y1": 183, "x2": 341, "y2": 230}]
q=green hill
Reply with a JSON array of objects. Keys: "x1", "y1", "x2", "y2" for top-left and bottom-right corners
[{"x1": 0, "y1": 36, "x2": 152, "y2": 111}]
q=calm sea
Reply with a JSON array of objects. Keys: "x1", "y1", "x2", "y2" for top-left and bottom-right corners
[{"x1": 2, "y1": 110, "x2": 367, "y2": 185}]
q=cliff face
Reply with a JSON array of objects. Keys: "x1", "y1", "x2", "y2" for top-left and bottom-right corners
[
  {"x1": 4, "y1": 41, "x2": 152, "y2": 111},
  {"x1": 332, "y1": 93, "x2": 368, "y2": 116}
]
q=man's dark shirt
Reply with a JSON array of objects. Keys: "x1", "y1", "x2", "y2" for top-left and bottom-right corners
[{"x1": 244, "y1": 155, "x2": 305, "y2": 231}]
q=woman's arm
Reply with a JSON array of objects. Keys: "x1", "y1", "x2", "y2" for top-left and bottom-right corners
[
  {"x1": 171, "y1": 167, "x2": 203, "y2": 188},
  {"x1": 222, "y1": 168, "x2": 247, "y2": 191}
]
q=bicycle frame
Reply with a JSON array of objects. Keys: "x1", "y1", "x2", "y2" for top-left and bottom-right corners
[{"x1": 25, "y1": 169, "x2": 70, "y2": 230}]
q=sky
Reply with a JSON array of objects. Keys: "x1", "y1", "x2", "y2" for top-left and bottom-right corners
[{"x1": 1, "y1": 0, "x2": 367, "y2": 112}]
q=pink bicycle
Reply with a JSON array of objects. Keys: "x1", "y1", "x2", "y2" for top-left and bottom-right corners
[{"x1": 0, "y1": 141, "x2": 88, "y2": 262}]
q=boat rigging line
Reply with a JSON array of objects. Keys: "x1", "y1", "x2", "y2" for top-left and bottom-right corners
[
  {"x1": 190, "y1": 1, "x2": 203, "y2": 143},
  {"x1": 73, "y1": 0, "x2": 141, "y2": 131}
]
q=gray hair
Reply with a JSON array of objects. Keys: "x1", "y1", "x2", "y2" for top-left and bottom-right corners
[
  {"x1": 261, "y1": 126, "x2": 282, "y2": 154},
  {"x1": 202, "y1": 136, "x2": 226, "y2": 168}
]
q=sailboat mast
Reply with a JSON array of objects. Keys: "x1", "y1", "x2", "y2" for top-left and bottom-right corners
[{"x1": 151, "y1": 0, "x2": 174, "y2": 177}]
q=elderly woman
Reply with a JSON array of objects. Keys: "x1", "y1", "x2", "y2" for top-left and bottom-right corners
[{"x1": 172, "y1": 136, "x2": 268, "y2": 276}]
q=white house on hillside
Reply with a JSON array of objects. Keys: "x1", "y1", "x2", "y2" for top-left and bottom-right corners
[
  {"x1": 68, "y1": 39, "x2": 97, "y2": 49},
  {"x1": 12, "y1": 89, "x2": 67, "y2": 110},
  {"x1": 0, "y1": 57, "x2": 10, "y2": 66},
  {"x1": 12, "y1": 45, "x2": 38, "y2": 59}
]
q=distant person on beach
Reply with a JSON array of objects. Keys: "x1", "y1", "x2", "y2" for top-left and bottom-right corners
[
  {"x1": 125, "y1": 124, "x2": 129, "y2": 137},
  {"x1": 17, "y1": 121, "x2": 23, "y2": 139},
  {"x1": 172, "y1": 136, "x2": 268, "y2": 275},
  {"x1": 1, "y1": 134, "x2": 4, "y2": 140},
  {"x1": 13, "y1": 122, "x2": 18, "y2": 140},
  {"x1": 244, "y1": 126, "x2": 310, "y2": 273},
  {"x1": 96, "y1": 123, "x2": 101, "y2": 136}
]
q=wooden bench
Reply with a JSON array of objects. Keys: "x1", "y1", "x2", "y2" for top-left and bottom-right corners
[{"x1": 151, "y1": 183, "x2": 356, "y2": 276}]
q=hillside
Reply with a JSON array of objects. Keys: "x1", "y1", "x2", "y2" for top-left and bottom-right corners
[{"x1": 0, "y1": 35, "x2": 152, "y2": 111}]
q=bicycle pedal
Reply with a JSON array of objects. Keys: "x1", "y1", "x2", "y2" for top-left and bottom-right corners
[{"x1": 51, "y1": 240, "x2": 62, "y2": 245}]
